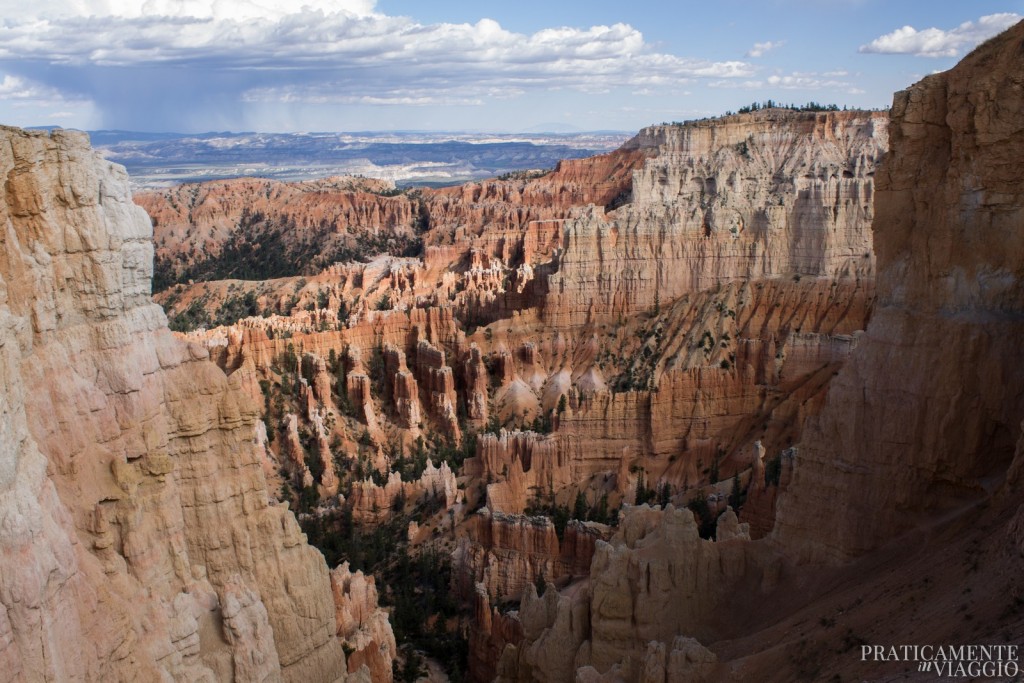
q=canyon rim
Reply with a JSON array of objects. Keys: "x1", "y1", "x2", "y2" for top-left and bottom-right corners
[{"x1": 1, "y1": 16, "x2": 1023, "y2": 683}]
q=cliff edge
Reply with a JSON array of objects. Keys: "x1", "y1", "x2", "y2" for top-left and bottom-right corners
[
  {"x1": 0, "y1": 128, "x2": 356, "y2": 681},
  {"x1": 493, "y1": 20, "x2": 1024, "y2": 683},
  {"x1": 774, "y1": 21, "x2": 1024, "y2": 562}
]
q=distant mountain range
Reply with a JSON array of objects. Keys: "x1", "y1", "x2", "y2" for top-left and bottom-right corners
[{"x1": 86, "y1": 129, "x2": 631, "y2": 188}]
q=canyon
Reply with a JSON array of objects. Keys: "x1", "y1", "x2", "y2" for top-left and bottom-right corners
[
  {"x1": 140, "y1": 102, "x2": 886, "y2": 681},
  {"x1": 1, "y1": 18, "x2": 1022, "y2": 683}
]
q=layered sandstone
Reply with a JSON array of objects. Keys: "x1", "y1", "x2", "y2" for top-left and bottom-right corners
[
  {"x1": 470, "y1": 431, "x2": 569, "y2": 514},
  {"x1": 346, "y1": 460, "x2": 458, "y2": 523},
  {"x1": 541, "y1": 110, "x2": 886, "y2": 328},
  {"x1": 384, "y1": 344, "x2": 422, "y2": 430},
  {"x1": 497, "y1": 20, "x2": 1024, "y2": 683},
  {"x1": 142, "y1": 107, "x2": 891, "y2": 683},
  {"x1": 415, "y1": 340, "x2": 461, "y2": 440},
  {"x1": 138, "y1": 175, "x2": 418, "y2": 282},
  {"x1": 453, "y1": 512, "x2": 606, "y2": 603},
  {"x1": 0, "y1": 127, "x2": 363, "y2": 681},
  {"x1": 469, "y1": 583, "x2": 525, "y2": 683},
  {"x1": 493, "y1": 504, "x2": 760, "y2": 682},
  {"x1": 331, "y1": 562, "x2": 397, "y2": 681},
  {"x1": 138, "y1": 175, "x2": 396, "y2": 245},
  {"x1": 142, "y1": 147, "x2": 650, "y2": 294},
  {"x1": 774, "y1": 22, "x2": 1024, "y2": 563}
]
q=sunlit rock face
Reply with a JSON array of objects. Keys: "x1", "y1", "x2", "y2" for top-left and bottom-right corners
[
  {"x1": 542, "y1": 109, "x2": 887, "y2": 328},
  {"x1": 494, "y1": 20, "x2": 1024, "y2": 683},
  {"x1": 137, "y1": 106, "x2": 886, "y2": 683},
  {"x1": 0, "y1": 126, "x2": 356, "y2": 682}
]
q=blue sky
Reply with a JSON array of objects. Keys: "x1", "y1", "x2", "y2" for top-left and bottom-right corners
[{"x1": 0, "y1": 0, "x2": 1020, "y2": 133}]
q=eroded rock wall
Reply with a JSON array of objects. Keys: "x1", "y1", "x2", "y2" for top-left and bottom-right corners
[
  {"x1": 0, "y1": 127, "x2": 354, "y2": 682},
  {"x1": 493, "y1": 504, "x2": 759, "y2": 683},
  {"x1": 141, "y1": 108, "x2": 890, "y2": 683},
  {"x1": 497, "y1": 19, "x2": 1024, "y2": 683},
  {"x1": 774, "y1": 23, "x2": 1024, "y2": 563},
  {"x1": 542, "y1": 110, "x2": 886, "y2": 328}
]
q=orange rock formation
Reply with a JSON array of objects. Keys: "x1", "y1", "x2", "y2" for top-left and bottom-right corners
[
  {"x1": 496, "y1": 20, "x2": 1024, "y2": 683},
  {"x1": 0, "y1": 127, "x2": 379, "y2": 681}
]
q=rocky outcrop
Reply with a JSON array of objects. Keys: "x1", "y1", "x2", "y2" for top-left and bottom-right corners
[
  {"x1": 0, "y1": 127, "x2": 353, "y2": 681},
  {"x1": 155, "y1": 111, "x2": 883, "y2": 518},
  {"x1": 143, "y1": 146, "x2": 650, "y2": 297},
  {"x1": 384, "y1": 344, "x2": 422, "y2": 430},
  {"x1": 138, "y1": 176, "x2": 397, "y2": 241},
  {"x1": 344, "y1": 347, "x2": 384, "y2": 442},
  {"x1": 494, "y1": 582, "x2": 590, "y2": 683},
  {"x1": 468, "y1": 431, "x2": 571, "y2": 514},
  {"x1": 415, "y1": 340, "x2": 461, "y2": 441},
  {"x1": 574, "y1": 637, "x2": 717, "y2": 683},
  {"x1": 138, "y1": 175, "x2": 419, "y2": 284},
  {"x1": 331, "y1": 562, "x2": 397, "y2": 682},
  {"x1": 346, "y1": 460, "x2": 458, "y2": 523},
  {"x1": 463, "y1": 344, "x2": 490, "y2": 426},
  {"x1": 497, "y1": 20, "x2": 1024, "y2": 683},
  {"x1": 541, "y1": 110, "x2": 886, "y2": 328},
  {"x1": 453, "y1": 512, "x2": 606, "y2": 603},
  {"x1": 455, "y1": 512, "x2": 608, "y2": 682},
  {"x1": 737, "y1": 444, "x2": 795, "y2": 538},
  {"x1": 469, "y1": 583, "x2": 524, "y2": 683},
  {"x1": 584, "y1": 505, "x2": 757, "y2": 675},
  {"x1": 147, "y1": 109, "x2": 888, "y2": 683},
  {"x1": 491, "y1": 503, "x2": 762, "y2": 683},
  {"x1": 138, "y1": 104, "x2": 906, "y2": 683},
  {"x1": 774, "y1": 22, "x2": 1024, "y2": 563}
]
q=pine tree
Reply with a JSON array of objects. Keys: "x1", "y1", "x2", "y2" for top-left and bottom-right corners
[
  {"x1": 729, "y1": 472, "x2": 743, "y2": 510},
  {"x1": 658, "y1": 482, "x2": 671, "y2": 508},
  {"x1": 594, "y1": 493, "x2": 610, "y2": 524},
  {"x1": 634, "y1": 469, "x2": 647, "y2": 505},
  {"x1": 573, "y1": 491, "x2": 588, "y2": 521},
  {"x1": 534, "y1": 570, "x2": 546, "y2": 597}
]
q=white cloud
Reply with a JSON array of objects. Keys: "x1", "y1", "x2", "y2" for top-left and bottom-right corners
[
  {"x1": 767, "y1": 73, "x2": 849, "y2": 90},
  {"x1": 0, "y1": 71, "x2": 99, "y2": 127},
  {"x1": 859, "y1": 12, "x2": 1021, "y2": 57},
  {"x1": 0, "y1": 0, "x2": 377, "y2": 21},
  {"x1": 0, "y1": 73, "x2": 87, "y2": 105},
  {"x1": 241, "y1": 84, "x2": 500, "y2": 107},
  {"x1": 707, "y1": 79, "x2": 765, "y2": 90},
  {"x1": 708, "y1": 70, "x2": 863, "y2": 95},
  {"x1": 0, "y1": 2, "x2": 764, "y2": 129},
  {"x1": 0, "y1": 7, "x2": 754, "y2": 96},
  {"x1": 745, "y1": 40, "x2": 783, "y2": 58},
  {"x1": 0, "y1": 74, "x2": 48, "y2": 99}
]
